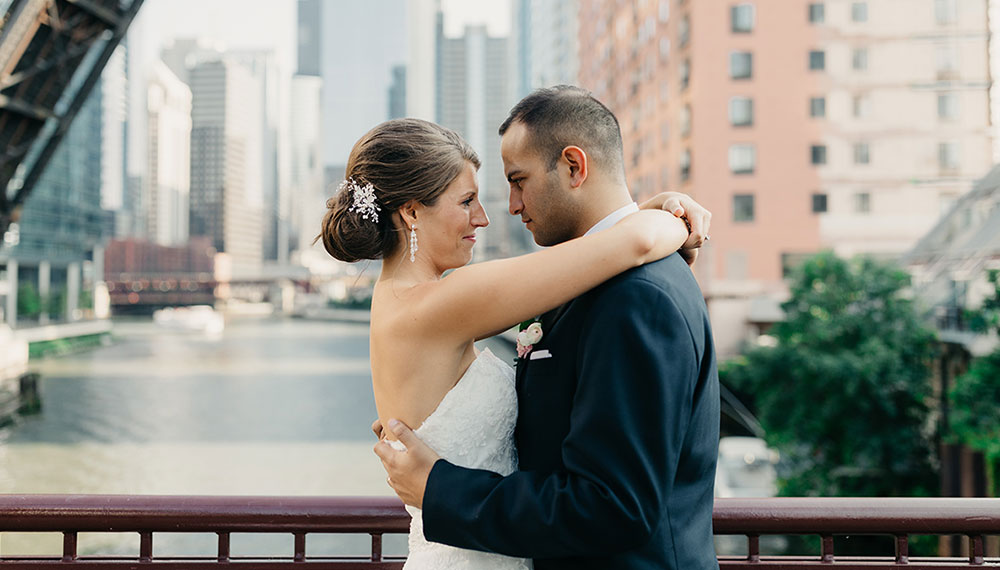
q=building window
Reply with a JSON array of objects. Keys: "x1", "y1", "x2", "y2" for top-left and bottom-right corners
[
  {"x1": 679, "y1": 15, "x2": 690, "y2": 47},
  {"x1": 733, "y1": 194, "x2": 755, "y2": 222},
  {"x1": 809, "y1": 50, "x2": 826, "y2": 71},
  {"x1": 938, "y1": 93, "x2": 959, "y2": 120},
  {"x1": 659, "y1": 0, "x2": 670, "y2": 22},
  {"x1": 851, "y1": 2, "x2": 868, "y2": 22},
  {"x1": 808, "y1": 2, "x2": 825, "y2": 23},
  {"x1": 729, "y1": 97, "x2": 754, "y2": 126},
  {"x1": 854, "y1": 142, "x2": 870, "y2": 165},
  {"x1": 854, "y1": 192, "x2": 871, "y2": 213},
  {"x1": 936, "y1": 44, "x2": 959, "y2": 79},
  {"x1": 812, "y1": 192, "x2": 828, "y2": 213},
  {"x1": 680, "y1": 149, "x2": 691, "y2": 181},
  {"x1": 727, "y1": 250, "x2": 749, "y2": 279},
  {"x1": 852, "y1": 47, "x2": 868, "y2": 71},
  {"x1": 729, "y1": 144, "x2": 756, "y2": 174},
  {"x1": 782, "y1": 253, "x2": 812, "y2": 278},
  {"x1": 810, "y1": 96, "x2": 826, "y2": 118},
  {"x1": 680, "y1": 58, "x2": 690, "y2": 90},
  {"x1": 730, "y1": 51, "x2": 753, "y2": 79},
  {"x1": 731, "y1": 4, "x2": 755, "y2": 33},
  {"x1": 939, "y1": 141, "x2": 960, "y2": 170},
  {"x1": 935, "y1": 0, "x2": 957, "y2": 24},
  {"x1": 811, "y1": 144, "x2": 827, "y2": 165},
  {"x1": 853, "y1": 94, "x2": 871, "y2": 118},
  {"x1": 680, "y1": 104, "x2": 692, "y2": 136}
]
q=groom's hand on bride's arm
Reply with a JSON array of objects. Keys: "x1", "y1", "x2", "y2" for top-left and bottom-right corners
[{"x1": 373, "y1": 419, "x2": 441, "y2": 509}]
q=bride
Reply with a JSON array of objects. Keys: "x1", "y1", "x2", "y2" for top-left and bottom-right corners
[{"x1": 319, "y1": 118, "x2": 706, "y2": 569}]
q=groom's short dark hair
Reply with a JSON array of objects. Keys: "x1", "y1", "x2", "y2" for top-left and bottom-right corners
[{"x1": 499, "y1": 85, "x2": 626, "y2": 179}]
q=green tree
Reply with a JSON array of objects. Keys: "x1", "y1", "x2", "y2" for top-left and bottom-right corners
[
  {"x1": 722, "y1": 251, "x2": 939, "y2": 498},
  {"x1": 46, "y1": 288, "x2": 65, "y2": 320},
  {"x1": 16, "y1": 283, "x2": 41, "y2": 319},
  {"x1": 950, "y1": 269, "x2": 1000, "y2": 495}
]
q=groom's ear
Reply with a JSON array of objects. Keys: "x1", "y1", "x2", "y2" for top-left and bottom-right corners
[{"x1": 560, "y1": 146, "x2": 588, "y2": 190}]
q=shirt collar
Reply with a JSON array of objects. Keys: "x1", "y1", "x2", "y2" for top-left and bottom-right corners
[{"x1": 584, "y1": 202, "x2": 640, "y2": 237}]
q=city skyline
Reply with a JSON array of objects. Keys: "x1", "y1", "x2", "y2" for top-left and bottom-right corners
[{"x1": 126, "y1": 0, "x2": 512, "y2": 169}]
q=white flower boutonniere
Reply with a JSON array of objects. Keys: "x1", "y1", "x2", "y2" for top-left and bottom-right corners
[{"x1": 516, "y1": 320, "x2": 544, "y2": 360}]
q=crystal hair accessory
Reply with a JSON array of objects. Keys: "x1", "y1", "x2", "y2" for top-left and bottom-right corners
[{"x1": 340, "y1": 177, "x2": 381, "y2": 223}]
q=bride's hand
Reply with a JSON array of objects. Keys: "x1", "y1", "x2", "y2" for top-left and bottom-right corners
[
  {"x1": 616, "y1": 210, "x2": 689, "y2": 265},
  {"x1": 640, "y1": 191, "x2": 712, "y2": 251}
]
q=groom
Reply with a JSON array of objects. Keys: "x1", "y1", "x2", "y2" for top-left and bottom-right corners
[{"x1": 375, "y1": 85, "x2": 720, "y2": 569}]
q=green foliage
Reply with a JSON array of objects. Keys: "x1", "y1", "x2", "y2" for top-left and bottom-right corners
[
  {"x1": 79, "y1": 288, "x2": 93, "y2": 310},
  {"x1": 45, "y1": 288, "x2": 65, "y2": 319},
  {"x1": 16, "y1": 283, "x2": 41, "y2": 318},
  {"x1": 722, "y1": 251, "x2": 939, "y2": 498},
  {"x1": 950, "y1": 269, "x2": 1000, "y2": 494},
  {"x1": 950, "y1": 352, "x2": 1000, "y2": 458},
  {"x1": 962, "y1": 269, "x2": 1000, "y2": 333}
]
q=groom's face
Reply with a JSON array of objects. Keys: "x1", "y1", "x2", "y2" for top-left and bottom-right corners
[{"x1": 501, "y1": 121, "x2": 576, "y2": 246}]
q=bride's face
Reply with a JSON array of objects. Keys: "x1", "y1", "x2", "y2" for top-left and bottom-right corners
[{"x1": 419, "y1": 162, "x2": 490, "y2": 271}]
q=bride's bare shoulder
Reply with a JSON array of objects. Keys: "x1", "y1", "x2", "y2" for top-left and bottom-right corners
[{"x1": 371, "y1": 280, "x2": 455, "y2": 336}]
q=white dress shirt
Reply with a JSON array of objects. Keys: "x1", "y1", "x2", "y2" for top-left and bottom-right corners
[{"x1": 583, "y1": 202, "x2": 640, "y2": 237}]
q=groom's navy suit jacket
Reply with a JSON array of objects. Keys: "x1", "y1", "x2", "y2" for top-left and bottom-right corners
[{"x1": 423, "y1": 253, "x2": 720, "y2": 569}]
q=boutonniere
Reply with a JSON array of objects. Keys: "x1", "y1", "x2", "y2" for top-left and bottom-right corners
[{"x1": 516, "y1": 318, "x2": 544, "y2": 361}]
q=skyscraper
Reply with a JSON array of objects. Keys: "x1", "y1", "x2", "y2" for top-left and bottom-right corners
[
  {"x1": 524, "y1": 0, "x2": 579, "y2": 91},
  {"x1": 407, "y1": 0, "x2": 439, "y2": 121},
  {"x1": 229, "y1": 50, "x2": 286, "y2": 263},
  {"x1": 438, "y1": 23, "x2": 532, "y2": 258},
  {"x1": 289, "y1": 0, "x2": 326, "y2": 271},
  {"x1": 297, "y1": 0, "x2": 322, "y2": 77},
  {"x1": 146, "y1": 60, "x2": 191, "y2": 247},
  {"x1": 188, "y1": 58, "x2": 263, "y2": 277},
  {"x1": 320, "y1": 1, "x2": 407, "y2": 164},
  {"x1": 388, "y1": 64, "x2": 407, "y2": 119},
  {"x1": 2, "y1": 74, "x2": 107, "y2": 322}
]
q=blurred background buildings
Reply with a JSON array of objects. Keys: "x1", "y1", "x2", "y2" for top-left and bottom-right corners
[{"x1": 1, "y1": 0, "x2": 998, "y2": 358}]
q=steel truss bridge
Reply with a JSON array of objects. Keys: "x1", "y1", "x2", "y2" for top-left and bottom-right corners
[{"x1": 0, "y1": 0, "x2": 143, "y2": 237}]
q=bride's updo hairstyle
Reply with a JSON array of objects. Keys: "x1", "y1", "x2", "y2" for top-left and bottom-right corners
[{"x1": 320, "y1": 118, "x2": 481, "y2": 262}]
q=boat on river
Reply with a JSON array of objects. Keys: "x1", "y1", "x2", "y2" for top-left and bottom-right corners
[{"x1": 152, "y1": 305, "x2": 225, "y2": 334}]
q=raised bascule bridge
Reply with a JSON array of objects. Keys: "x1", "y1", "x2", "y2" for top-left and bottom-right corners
[
  {"x1": 1, "y1": 1, "x2": 999, "y2": 567},
  {"x1": 1, "y1": 0, "x2": 142, "y2": 238}
]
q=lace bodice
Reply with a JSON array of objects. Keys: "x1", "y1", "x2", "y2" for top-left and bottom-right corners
[{"x1": 389, "y1": 348, "x2": 530, "y2": 569}]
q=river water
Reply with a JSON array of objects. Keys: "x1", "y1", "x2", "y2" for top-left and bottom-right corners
[{"x1": 0, "y1": 316, "x2": 514, "y2": 558}]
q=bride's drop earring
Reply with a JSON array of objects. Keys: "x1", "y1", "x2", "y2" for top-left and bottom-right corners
[{"x1": 409, "y1": 225, "x2": 418, "y2": 263}]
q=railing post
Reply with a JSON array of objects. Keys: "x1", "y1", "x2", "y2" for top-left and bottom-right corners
[
  {"x1": 217, "y1": 531, "x2": 231, "y2": 563},
  {"x1": 747, "y1": 534, "x2": 760, "y2": 563},
  {"x1": 820, "y1": 535, "x2": 834, "y2": 564},
  {"x1": 895, "y1": 534, "x2": 909, "y2": 564},
  {"x1": 969, "y1": 535, "x2": 985, "y2": 565},
  {"x1": 61, "y1": 531, "x2": 77, "y2": 562},
  {"x1": 139, "y1": 531, "x2": 153, "y2": 563},
  {"x1": 293, "y1": 532, "x2": 306, "y2": 562},
  {"x1": 372, "y1": 533, "x2": 384, "y2": 562}
]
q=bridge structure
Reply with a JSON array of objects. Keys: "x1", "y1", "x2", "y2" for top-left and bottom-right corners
[{"x1": 0, "y1": 0, "x2": 144, "y2": 238}]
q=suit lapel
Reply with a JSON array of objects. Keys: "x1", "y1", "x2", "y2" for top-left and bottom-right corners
[
  {"x1": 544, "y1": 300, "x2": 573, "y2": 331},
  {"x1": 516, "y1": 300, "x2": 574, "y2": 392}
]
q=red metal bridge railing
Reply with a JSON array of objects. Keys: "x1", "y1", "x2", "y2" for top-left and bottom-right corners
[{"x1": 0, "y1": 495, "x2": 997, "y2": 568}]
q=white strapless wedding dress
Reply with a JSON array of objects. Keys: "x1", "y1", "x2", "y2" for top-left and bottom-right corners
[{"x1": 389, "y1": 348, "x2": 531, "y2": 570}]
